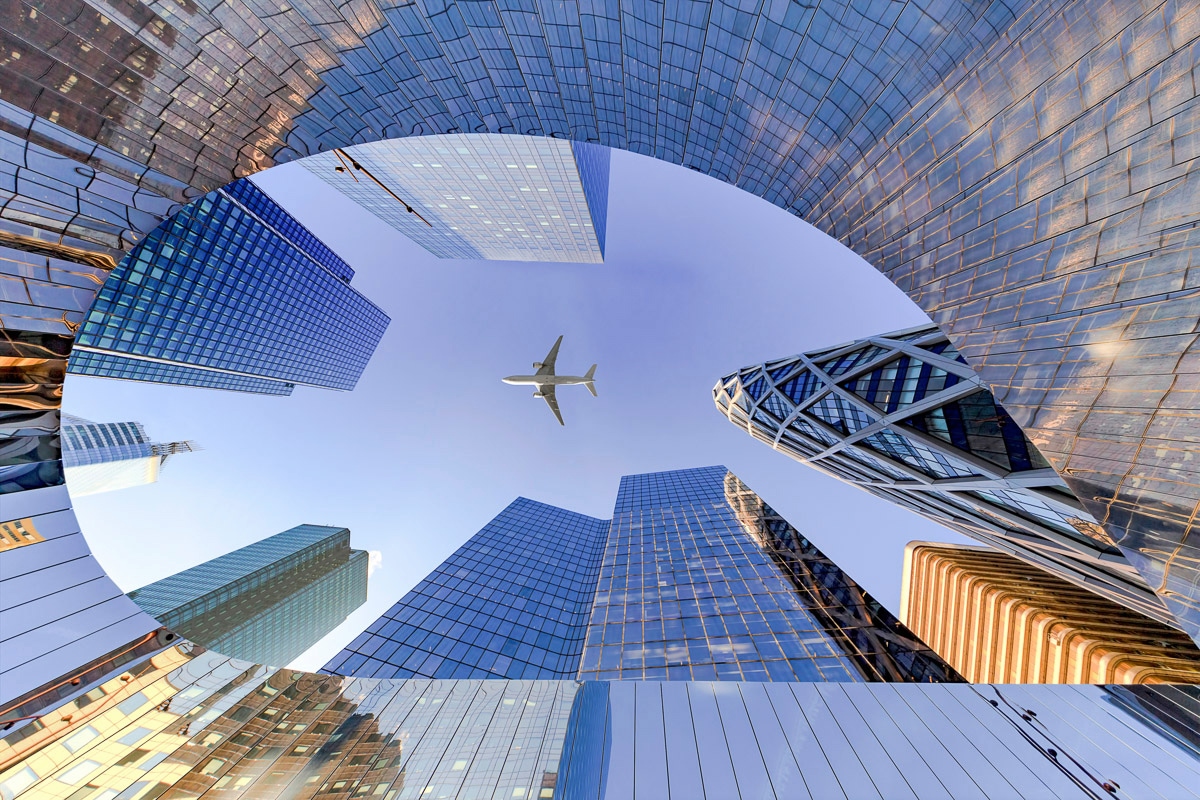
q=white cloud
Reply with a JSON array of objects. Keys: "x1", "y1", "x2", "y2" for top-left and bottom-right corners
[{"x1": 367, "y1": 550, "x2": 384, "y2": 577}]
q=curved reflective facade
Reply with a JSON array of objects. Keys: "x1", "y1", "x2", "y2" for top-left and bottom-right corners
[
  {"x1": 4, "y1": 0, "x2": 1200, "y2": 794},
  {"x1": 3, "y1": 0, "x2": 1198, "y2": 633},
  {"x1": 3, "y1": 641, "x2": 1200, "y2": 799},
  {"x1": 714, "y1": 324, "x2": 1178, "y2": 629}
]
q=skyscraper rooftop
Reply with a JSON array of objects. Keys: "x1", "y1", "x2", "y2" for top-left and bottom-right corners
[
  {"x1": 303, "y1": 135, "x2": 608, "y2": 262},
  {"x1": 68, "y1": 180, "x2": 391, "y2": 395},
  {"x1": 60, "y1": 414, "x2": 196, "y2": 497}
]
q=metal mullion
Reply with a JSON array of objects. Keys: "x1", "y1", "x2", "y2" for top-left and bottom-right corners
[
  {"x1": 885, "y1": 340, "x2": 981, "y2": 380},
  {"x1": 944, "y1": 495, "x2": 1131, "y2": 566},
  {"x1": 896, "y1": 505, "x2": 1161, "y2": 615},
  {"x1": 808, "y1": 444, "x2": 933, "y2": 485},
  {"x1": 842, "y1": 413, "x2": 1013, "y2": 483}
]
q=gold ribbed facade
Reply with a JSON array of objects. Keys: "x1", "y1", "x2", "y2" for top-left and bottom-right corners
[{"x1": 901, "y1": 543, "x2": 1200, "y2": 684}]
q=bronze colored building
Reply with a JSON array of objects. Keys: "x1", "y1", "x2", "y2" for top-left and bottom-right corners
[{"x1": 901, "y1": 542, "x2": 1200, "y2": 684}]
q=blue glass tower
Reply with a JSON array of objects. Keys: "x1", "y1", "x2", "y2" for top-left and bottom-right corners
[
  {"x1": 129, "y1": 524, "x2": 368, "y2": 666},
  {"x1": 323, "y1": 499, "x2": 610, "y2": 679},
  {"x1": 68, "y1": 179, "x2": 390, "y2": 395},
  {"x1": 325, "y1": 467, "x2": 956, "y2": 683},
  {"x1": 578, "y1": 466, "x2": 953, "y2": 682}
]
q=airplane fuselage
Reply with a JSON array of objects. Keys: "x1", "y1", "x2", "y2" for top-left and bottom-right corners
[
  {"x1": 502, "y1": 375, "x2": 589, "y2": 386},
  {"x1": 504, "y1": 336, "x2": 596, "y2": 424}
]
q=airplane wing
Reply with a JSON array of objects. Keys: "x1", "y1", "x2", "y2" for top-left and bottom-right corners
[
  {"x1": 536, "y1": 335, "x2": 563, "y2": 376},
  {"x1": 539, "y1": 384, "x2": 564, "y2": 426}
]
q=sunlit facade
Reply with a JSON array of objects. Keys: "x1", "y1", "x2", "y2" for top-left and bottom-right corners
[
  {"x1": 3, "y1": 0, "x2": 1200, "y2": 794},
  {"x1": 4, "y1": 640, "x2": 1200, "y2": 799},
  {"x1": 715, "y1": 324, "x2": 1177, "y2": 629},
  {"x1": 327, "y1": 467, "x2": 957, "y2": 684},
  {"x1": 303, "y1": 135, "x2": 608, "y2": 262},
  {"x1": 60, "y1": 414, "x2": 196, "y2": 497},
  {"x1": 67, "y1": 180, "x2": 390, "y2": 395},
  {"x1": 128, "y1": 525, "x2": 368, "y2": 666},
  {"x1": 901, "y1": 542, "x2": 1200, "y2": 684},
  {"x1": 1, "y1": 0, "x2": 1197, "y2": 636}
]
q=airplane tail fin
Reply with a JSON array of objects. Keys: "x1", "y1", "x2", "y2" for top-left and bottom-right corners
[{"x1": 584, "y1": 364, "x2": 597, "y2": 397}]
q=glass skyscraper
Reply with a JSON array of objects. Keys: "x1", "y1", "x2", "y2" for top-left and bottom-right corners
[
  {"x1": 324, "y1": 499, "x2": 610, "y2": 680},
  {"x1": 302, "y1": 135, "x2": 608, "y2": 262},
  {"x1": 128, "y1": 525, "x2": 368, "y2": 666},
  {"x1": 325, "y1": 466, "x2": 956, "y2": 684},
  {"x1": 714, "y1": 324, "x2": 1178, "y2": 630},
  {"x1": 67, "y1": 179, "x2": 390, "y2": 395},
  {"x1": 6, "y1": 1, "x2": 1200, "y2": 796},
  {"x1": 59, "y1": 414, "x2": 196, "y2": 497},
  {"x1": 4, "y1": 0, "x2": 1200, "y2": 639},
  {"x1": 6, "y1": 641, "x2": 1200, "y2": 799}
]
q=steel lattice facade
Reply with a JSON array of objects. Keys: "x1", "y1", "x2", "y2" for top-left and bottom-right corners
[
  {"x1": 2, "y1": 0, "x2": 1200, "y2": 636},
  {"x1": 714, "y1": 324, "x2": 1176, "y2": 628},
  {"x1": 4, "y1": 1, "x2": 1200, "y2": 794}
]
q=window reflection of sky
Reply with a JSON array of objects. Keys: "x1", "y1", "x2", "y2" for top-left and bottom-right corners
[{"x1": 64, "y1": 150, "x2": 968, "y2": 671}]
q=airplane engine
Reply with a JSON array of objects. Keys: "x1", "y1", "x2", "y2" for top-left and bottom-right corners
[
  {"x1": 533, "y1": 391, "x2": 543, "y2": 398},
  {"x1": 533, "y1": 362, "x2": 543, "y2": 369}
]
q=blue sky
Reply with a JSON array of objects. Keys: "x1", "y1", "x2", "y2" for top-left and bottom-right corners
[{"x1": 65, "y1": 148, "x2": 968, "y2": 671}]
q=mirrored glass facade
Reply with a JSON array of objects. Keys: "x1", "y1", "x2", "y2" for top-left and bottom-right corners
[
  {"x1": 715, "y1": 324, "x2": 1180, "y2": 631},
  {"x1": 579, "y1": 466, "x2": 955, "y2": 683},
  {"x1": 60, "y1": 414, "x2": 196, "y2": 497},
  {"x1": 3, "y1": 0, "x2": 1200, "y2": 636},
  {"x1": 4, "y1": 640, "x2": 1200, "y2": 800},
  {"x1": 4, "y1": 0, "x2": 1200, "y2": 795},
  {"x1": 129, "y1": 525, "x2": 368, "y2": 666},
  {"x1": 322, "y1": 499, "x2": 610, "y2": 680},
  {"x1": 329, "y1": 467, "x2": 957, "y2": 685},
  {"x1": 303, "y1": 135, "x2": 608, "y2": 262},
  {"x1": 69, "y1": 180, "x2": 390, "y2": 394}
]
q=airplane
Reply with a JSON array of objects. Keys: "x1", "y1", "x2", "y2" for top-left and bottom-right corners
[{"x1": 502, "y1": 335, "x2": 596, "y2": 426}]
